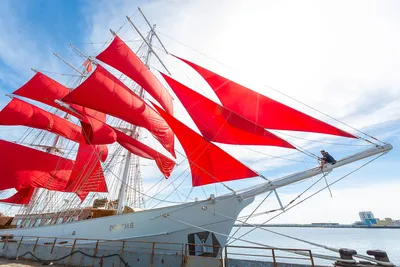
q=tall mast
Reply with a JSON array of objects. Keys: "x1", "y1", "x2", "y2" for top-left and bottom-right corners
[
  {"x1": 23, "y1": 60, "x2": 83, "y2": 215},
  {"x1": 24, "y1": 120, "x2": 64, "y2": 214},
  {"x1": 116, "y1": 25, "x2": 156, "y2": 214}
]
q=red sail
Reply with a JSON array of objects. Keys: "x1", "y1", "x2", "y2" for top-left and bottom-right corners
[
  {"x1": 96, "y1": 35, "x2": 173, "y2": 115},
  {"x1": 0, "y1": 188, "x2": 35, "y2": 205},
  {"x1": 0, "y1": 140, "x2": 106, "y2": 201},
  {"x1": 175, "y1": 56, "x2": 356, "y2": 138},
  {"x1": 66, "y1": 137, "x2": 108, "y2": 201},
  {"x1": 62, "y1": 65, "x2": 175, "y2": 157},
  {"x1": 0, "y1": 140, "x2": 73, "y2": 191},
  {"x1": 0, "y1": 98, "x2": 81, "y2": 143},
  {"x1": 80, "y1": 115, "x2": 116, "y2": 146},
  {"x1": 13, "y1": 72, "x2": 117, "y2": 146},
  {"x1": 114, "y1": 129, "x2": 175, "y2": 178},
  {"x1": 161, "y1": 73, "x2": 294, "y2": 149},
  {"x1": 152, "y1": 104, "x2": 257, "y2": 186}
]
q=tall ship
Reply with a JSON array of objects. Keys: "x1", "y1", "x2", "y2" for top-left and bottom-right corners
[{"x1": 0, "y1": 8, "x2": 394, "y2": 265}]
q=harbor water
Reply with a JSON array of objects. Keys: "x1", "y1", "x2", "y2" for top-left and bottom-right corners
[{"x1": 229, "y1": 226, "x2": 400, "y2": 265}]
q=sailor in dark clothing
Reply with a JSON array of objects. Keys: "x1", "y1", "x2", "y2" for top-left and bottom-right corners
[{"x1": 319, "y1": 150, "x2": 336, "y2": 169}]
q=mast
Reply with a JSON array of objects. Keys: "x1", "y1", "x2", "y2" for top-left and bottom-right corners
[
  {"x1": 23, "y1": 59, "x2": 83, "y2": 215},
  {"x1": 24, "y1": 124, "x2": 63, "y2": 214},
  {"x1": 116, "y1": 25, "x2": 156, "y2": 214}
]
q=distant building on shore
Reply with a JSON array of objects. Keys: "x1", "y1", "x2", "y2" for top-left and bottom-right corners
[
  {"x1": 354, "y1": 211, "x2": 395, "y2": 226},
  {"x1": 358, "y1": 211, "x2": 377, "y2": 226},
  {"x1": 376, "y1": 218, "x2": 393, "y2": 226},
  {"x1": 311, "y1": 223, "x2": 339, "y2": 226}
]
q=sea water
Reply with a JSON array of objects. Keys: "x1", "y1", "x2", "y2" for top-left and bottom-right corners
[{"x1": 229, "y1": 227, "x2": 400, "y2": 265}]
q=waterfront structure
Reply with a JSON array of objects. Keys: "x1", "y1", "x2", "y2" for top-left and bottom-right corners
[
  {"x1": 376, "y1": 218, "x2": 393, "y2": 226},
  {"x1": 356, "y1": 211, "x2": 396, "y2": 226},
  {"x1": 359, "y1": 211, "x2": 377, "y2": 226}
]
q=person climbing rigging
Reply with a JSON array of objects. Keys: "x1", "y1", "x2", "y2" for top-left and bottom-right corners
[{"x1": 319, "y1": 150, "x2": 336, "y2": 169}]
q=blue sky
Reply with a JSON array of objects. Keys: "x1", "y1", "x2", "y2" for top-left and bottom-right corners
[{"x1": 0, "y1": 0, "x2": 399, "y2": 224}]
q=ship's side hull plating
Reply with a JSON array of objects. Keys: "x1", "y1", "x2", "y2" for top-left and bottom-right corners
[{"x1": 0, "y1": 195, "x2": 254, "y2": 248}]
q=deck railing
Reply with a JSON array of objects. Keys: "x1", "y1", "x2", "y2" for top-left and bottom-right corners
[
  {"x1": 225, "y1": 245, "x2": 315, "y2": 267},
  {"x1": 0, "y1": 235, "x2": 316, "y2": 266}
]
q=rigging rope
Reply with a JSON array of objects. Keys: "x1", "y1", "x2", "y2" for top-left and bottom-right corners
[
  {"x1": 228, "y1": 152, "x2": 387, "y2": 245},
  {"x1": 274, "y1": 131, "x2": 375, "y2": 147},
  {"x1": 227, "y1": 190, "x2": 273, "y2": 243},
  {"x1": 165, "y1": 214, "x2": 346, "y2": 263}
]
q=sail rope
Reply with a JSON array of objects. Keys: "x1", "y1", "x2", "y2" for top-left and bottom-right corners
[
  {"x1": 165, "y1": 214, "x2": 349, "y2": 264},
  {"x1": 274, "y1": 130, "x2": 374, "y2": 147},
  {"x1": 227, "y1": 152, "x2": 387, "y2": 244},
  {"x1": 203, "y1": 208, "x2": 387, "y2": 265},
  {"x1": 226, "y1": 170, "x2": 331, "y2": 244},
  {"x1": 142, "y1": 150, "x2": 379, "y2": 229},
  {"x1": 71, "y1": 38, "x2": 143, "y2": 45},
  {"x1": 228, "y1": 190, "x2": 274, "y2": 241},
  {"x1": 153, "y1": 30, "x2": 384, "y2": 146},
  {"x1": 149, "y1": 171, "x2": 192, "y2": 209}
]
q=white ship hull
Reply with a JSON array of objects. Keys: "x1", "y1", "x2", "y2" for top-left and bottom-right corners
[{"x1": 0, "y1": 195, "x2": 254, "y2": 249}]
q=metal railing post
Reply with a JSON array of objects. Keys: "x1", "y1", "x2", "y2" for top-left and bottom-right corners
[
  {"x1": 33, "y1": 237, "x2": 39, "y2": 252},
  {"x1": 17, "y1": 236, "x2": 24, "y2": 253},
  {"x1": 219, "y1": 246, "x2": 223, "y2": 267},
  {"x1": 272, "y1": 248, "x2": 278, "y2": 267},
  {"x1": 68, "y1": 238, "x2": 77, "y2": 265},
  {"x1": 181, "y1": 244, "x2": 185, "y2": 267},
  {"x1": 150, "y1": 242, "x2": 156, "y2": 267},
  {"x1": 224, "y1": 246, "x2": 229, "y2": 267},
  {"x1": 50, "y1": 238, "x2": 57, "y2": 254},
  {"x1": 2, "y1": 238, "x2": 8, "y2": 250},
  {"x1": 309, "y1": 250, "x2": 315, "y2": 267},
  {"x1": 93, "y1": 239, "x2": 99, "y2": 266},
  {"x1": 119, "y1": 240, "x2": 125, "y2": 267}
]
